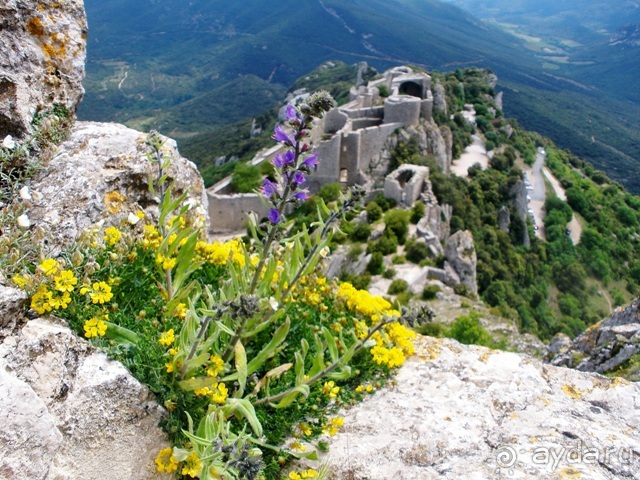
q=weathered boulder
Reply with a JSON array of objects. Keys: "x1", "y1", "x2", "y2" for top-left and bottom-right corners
[
  {"x1": 444, "y1": 230, "x2": 477, "y2": 296},
  {"x1": 0, "y1": 317, "x2": 172, "y2": 480},
  {"x1": 324, "y1": 245, "x2": 370, "y2": 279},
  {"x1": 25, "y1": 121, "x2": 208, "y2": 254},
  {"x1": 306, "y1": 336, "x2": 640, "y2": 479},
  {"x1": 549, "y1": 299, "x2": 640, "y2": 380},
  {"x1": 0, "y1": 0, "x2": 87, "y2": 138},
  {"x1": 432, "y1": 81, "x2": 447, "y2": 115},
  {"x1": 498, "y1": 205, "x2": 510, "y2": 233}
]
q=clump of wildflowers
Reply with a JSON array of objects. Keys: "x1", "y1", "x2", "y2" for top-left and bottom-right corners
[{"x1": 262, "y1": 93, "x2": 336, "y2": 225}]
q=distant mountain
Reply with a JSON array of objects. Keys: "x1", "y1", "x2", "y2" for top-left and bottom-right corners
[{"x1": 79, "y1": 0, "x2": 640, "y2": 192}]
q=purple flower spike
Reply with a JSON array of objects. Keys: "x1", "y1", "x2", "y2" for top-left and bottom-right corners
[
  {"x1": 292, "y1": 171, "x2": 306, "y2": 185},
  {"x1": 274, "y1": 150, "x2": 295, "y2": 168},
  {"x1": 302, "y1": 151, "x2": 319, "y2": 168},
  {"x1": 273, "y1": 125, "x2": 294, "y2": 145},
  {"x1": 268, "y1": 208, "x2": 282, "y2": 224},
  {"x1": 293, "y1": 191, "x2": 310, "y2": 202},
  {"x1": 262, "y1": 178, "x2": 278, "y2": 197},
  {"x1": 286, "y1": 105, "x2": 300, "y2": 121}
]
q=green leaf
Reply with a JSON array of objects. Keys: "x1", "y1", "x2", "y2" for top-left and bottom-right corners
[
  {"x1": 272, "y1": 385, "x2": 310, "y2": 409},
  {"x1": 234, "y1": 341, "x2": 248, "y2": 396},
  {"x1": 323, "y1": 327, "x2": 339, "y2": 362},
  {"x1": 246, "y1": 317, "x2": 290, "y2": 375},
  {"x1": 104, "y1": 321, "x2": 140, "y2": 344},
  {"x1": 222, "y1": 399, "x2": 263, "y2": 437},
  {"x1": 265, "y1": 363, "x2": 292, "y2": 378},
  {"x1": 178, "y1": 376, "x2": 220, "y2": 392}
]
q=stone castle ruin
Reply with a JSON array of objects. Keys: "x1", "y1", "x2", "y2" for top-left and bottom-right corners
[
  {"x1": 307, "y1": 66, "x2": 434, "y2": 191},
  {"x1": 207, "y1": 65, "x2": 450, "y2": 232}
]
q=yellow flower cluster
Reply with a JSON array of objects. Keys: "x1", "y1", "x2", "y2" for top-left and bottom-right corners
[
  {"x1": 322, "y1": 417, "x2": 344, "y2": 437},
  {"x1": 27, "y1": 259, "x2": 79, "y2": 314},
  {"x1": 103, "y1": 226, "x2": 122, "y2": 246},
  {"x1": 355, "y1": 384, "x2": 374, "y2": 393},
  {"x1": 173, "y1": 302, "x2": 188, "y2": 320},
  {"x1": 207, "y1": 355, "x2": 225, "y2": 378},
  {"x1": 158, "y1": 329, "x2": 175, "y2": 346},
  {"x1": 294, "y1": 276, "x2": 331, "y2": 310},
  {"x1": 289, "y1": 469, "x2": 318, "y2": 479},
  {"x1": 194, "y1": 382, "x2": 228, "y2": 404},
  {"x1": 80, "y1": 281, "x2": 113, "y2": 304},
  {"x1": 155, "y1": 253, "x2": 177, "y2": 270},
  {"x1": 195, "y1": 239, "x2": 245, "y2": 267},
  {"x1": 155, "y1": 447, "x2": 179, "y2": 473},
  {"x1": 337, "y1": 282, "x2": 415, "y2": 368},
  {"x1": 142, "y1": 225, "x2": 162, "y2": 250},
  {"x1": 182, "y1": 452, "x2": 201, "y2": 478},
  {"x1": 337, "y1": 282, "x2": 400, "y2": 321},
  {"x1": 84, "y1": 317, "x2": 108, "y2": 338},
  {"x1": 369, "y1": 322, "x2": 416, "y2": 368},
  {"x1": 321, "y1": 381, "x2": 340, "y2": 399}
]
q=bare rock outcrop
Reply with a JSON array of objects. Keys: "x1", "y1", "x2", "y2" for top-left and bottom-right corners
[
  {"x1": 432, "y1": 81, "x2": 447, "y2": 115},
  {"x1": 0, "y1": 0, "x2": 87, "y2": 138},
  {"x1": 309, "y1": 336, "x2": 640, "y2": 479},
  {"x1": 0, "y1": 307, "x2": 172, "y2": 479},
  {"x1": 444, "y1": 230, "x2": 477, "y2": 296},
  {"x1": 26, "y1": 121, "x2": 208, "y2": 254},
  {"x1": 548, "y1": 299, "x2": 640, "y2": 380}
]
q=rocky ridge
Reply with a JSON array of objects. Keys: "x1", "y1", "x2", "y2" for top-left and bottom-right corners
[
  {"x1": 548, "y1": 299, "x2": 640, "y2": 381},
  {"x1": 304, "y1": 335, "x2": 640, "y2": 479}
]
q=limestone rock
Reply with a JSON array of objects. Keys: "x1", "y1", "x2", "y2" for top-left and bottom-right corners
[
  {"x1": 0, "y1": 0, "x2": 87, "y2": 138},
  {"x1": 444, "y1": 230, "x2": 477, "y2": 296},
  {"x1": 27, "y1": 121, "x2": 208, "y2": 254},
  {"x1": 549, "y1": 299, "x2": 640, "y2": 380},
  {"x1": 0, "y1": 317, "x2": 172, "y2": 480},
  {"x1": 498, "y1": 205, "x2": 510, "y2": 233},
  {"x1": 0, "y1": 367, "x2": 62, "y2": 479},
  {"x1": 433, "y1": 81, "x2": 447, "y2": 115},
  {"x1": 494, "y1": 91, "x2": 504, "y2": 111},
  {"x1": 0, "y1": 285, "x2": 26, "y2": 341},
  {"x1": 308, "y1": 336, "x2": 640, "y2": 480},
  {"x1": 438, "y1": 124, "x2": 453, "y2": 173}
]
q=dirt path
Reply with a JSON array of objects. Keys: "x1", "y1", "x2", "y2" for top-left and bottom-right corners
[{"x1": 450, "y1": 135, "x2": 490, "y2": 178}]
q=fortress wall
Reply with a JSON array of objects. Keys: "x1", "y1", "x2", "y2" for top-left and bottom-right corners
[
  {"x1": 311, "y1": 134, "x2": 342, "y2": 191},
  {"x1": 323, "y1": 108, "x2": 349, "y2": 134},
  {"x1": 341, "y1": 132, "x2": 361, "y2": 185},
  {"x1": 208, "y1": 193, "x2": 270, "y2": 232},
  {"x1": 357, "y1": 123, "x2": 401, "y2": 172},
  {"x1": 352, "y1": 118, "x2": 383, "y2": 130},
  {"x1": 384, "y1": 96, "x2": 421, "y2": 126},
  {"x1": 421, "y1": 94, "x2": 434, "y2": 122},
  {"x1": 344, "y1": 106, "x2": 384, "y2": 120}
]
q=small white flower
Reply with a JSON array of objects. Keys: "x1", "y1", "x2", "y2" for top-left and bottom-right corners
[
  {"x1": 319, "y1": 246, "x2": 330, "y2": 258},
  {"x1": 2, "y1": 135, "x2": 16, "y2": 149},
  {"x1": 127, "y1": 212, "x2": 141, "y2": 225},
  {"x1": 269, "y1": 297, "x2": 279, "y2": 311},
  {"x1": 19, "y1": 186, "x2": 31, "y2": 200},
  {"x1": 17, "y1": 214, "x2": 31, "y2": 228}
]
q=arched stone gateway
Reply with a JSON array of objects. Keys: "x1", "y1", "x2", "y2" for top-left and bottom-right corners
[{"x1": 399, "y1": 81, "x2": 424, "y2": 99}]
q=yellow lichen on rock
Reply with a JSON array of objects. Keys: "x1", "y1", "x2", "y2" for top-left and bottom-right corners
[{"x1": 561, "y1": 384, "x2": 584, "y2": 400}]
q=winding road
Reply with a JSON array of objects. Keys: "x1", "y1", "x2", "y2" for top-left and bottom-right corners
[{"x1": 524, "y1": 151, "x2": 582, "y2": 244}]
